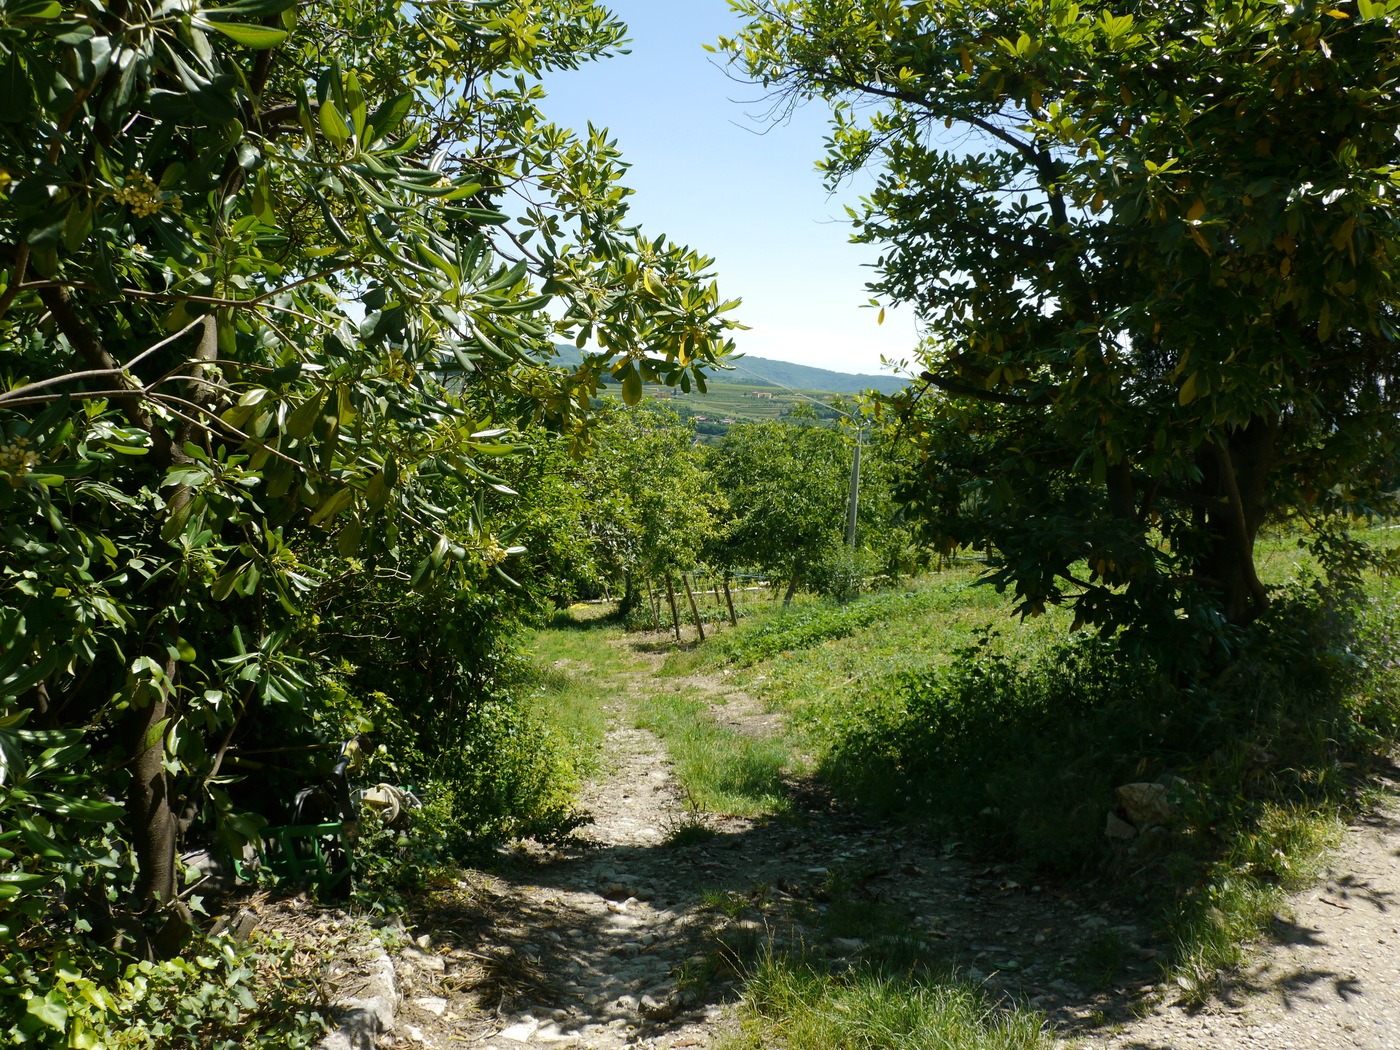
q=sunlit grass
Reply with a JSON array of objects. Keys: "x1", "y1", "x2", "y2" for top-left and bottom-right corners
[
  {"x1": 633, "y1": 686, "x2": 791, "y2": 816},
  {"x1": 519, "y1": 615, "x2": 639, "y2": 781},
  {"x1": 723, "y1": 952, "x2": 1054, "y2": 1050}
]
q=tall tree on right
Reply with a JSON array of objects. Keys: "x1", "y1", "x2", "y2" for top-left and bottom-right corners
[{"x1": 722, "y1": 0, "x2": 1400, "y2": 650}]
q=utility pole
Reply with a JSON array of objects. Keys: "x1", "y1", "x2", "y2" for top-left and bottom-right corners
[{"x1": 845, "y1": 423, "x2": 862, "y2": 549}]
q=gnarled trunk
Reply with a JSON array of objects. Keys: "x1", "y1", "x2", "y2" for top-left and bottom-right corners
[
  {"x1": 1195, "y1": 418, "x2": 1277, "y2": 625},
  {"x1": 127, "y1": 656, "x2": 177, "y2": 911}
]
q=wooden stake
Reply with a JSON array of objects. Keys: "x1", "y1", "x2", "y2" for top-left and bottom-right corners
[
  {"x1": 645, "y1": 577, "x2": 660, "y2": 630},
  {"x1": 682, "y1": 572, "x2": 706, "y2": 642},
  {"x1": 664, "y1": 572, "x2": 682, "y2": 643},
  {"x1": 722, "y1": 572, "x2": 737, "y2": 626}
]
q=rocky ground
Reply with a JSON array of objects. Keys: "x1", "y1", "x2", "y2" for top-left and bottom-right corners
[{"x1": 291, "y1": 629, "x2": 1400, "y2": 1050}]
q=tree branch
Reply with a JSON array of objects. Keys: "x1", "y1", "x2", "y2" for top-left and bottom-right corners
[
  {"x1": 37, "y1": 285, "x2": 155, "y2": 432},
  {"x1": 918, "y1": 370, "x2": 1050, "y2": 407}
]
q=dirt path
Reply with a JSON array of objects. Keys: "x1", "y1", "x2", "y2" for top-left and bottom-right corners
[
  {"x1": 1083, "y1": 803, "x2": 1400, "y2": 1050},
  {"x1": 367, "y1": 633, "x2": 1400, "y2": 1050}
]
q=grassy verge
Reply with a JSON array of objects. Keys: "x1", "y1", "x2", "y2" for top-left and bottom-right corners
[
  {"x1": 723, "y1": 955, "x2": 1054, "y2": 1050},
  {"x1": 524, "y1": 606, "x2": 794, "y2": 819},
  {"x1": 1169, "y1": 803, "x2": 1345, "y2": 1004},
  {"x1": 518, "y1": 610, "x2": 632, "y2": 782},
  {"x1": 633, "y1": 686, "x2": 791, "y2": 816},
  {"x1": 704, "y1": 872, "x2": 1053, "y2": 1050}
]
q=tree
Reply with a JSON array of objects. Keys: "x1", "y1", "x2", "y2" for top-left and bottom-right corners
[
  {"x1": 607, "y1": 404, "x2": 717, "y2": 629},
  {"x1": 706, "y1": 416, "x2": 854, "y2": 603},
  {"x1": 0, "y1": 0, "x2": 737, "y2": 997},
  {"x1": 722, "y1": 0, "x2": 1400, "y2": 645}
]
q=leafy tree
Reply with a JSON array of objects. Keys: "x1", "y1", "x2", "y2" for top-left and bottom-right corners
[
  {"x1": 0, "y1": 0, "x2": 737, "y2": 1020},
  {"x1": 707, "y1": 416, "x2": 856, "y2": 602},
  {"x1": 722, "y1": 0, "x2": 1400, "y2": 645},
  {"x1": 604, "y1": 404, "x2": 717, "y2": 622}
]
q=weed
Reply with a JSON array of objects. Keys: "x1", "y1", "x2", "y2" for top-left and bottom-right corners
[
  {"x1": 701, "y1": 888, "x2": 752, "y2": 919},
  {"x1": 1074, "y1": 930, "x2": 1131, "y2": 991},
  {"x1": 665, "y1": 815, "x2": 720, "y2": 847}
]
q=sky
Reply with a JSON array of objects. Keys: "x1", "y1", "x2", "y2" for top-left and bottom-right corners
[{"x1": 537, "y1": 1, "x2": 921, "y2": 377}]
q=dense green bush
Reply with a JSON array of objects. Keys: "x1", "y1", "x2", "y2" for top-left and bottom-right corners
[
  {"x1": 820, "y1": 581, "x2": 1400, "y2": 876},
  {"x1": 1, "y1": 928, "x2": 324, "y2": 1048}
]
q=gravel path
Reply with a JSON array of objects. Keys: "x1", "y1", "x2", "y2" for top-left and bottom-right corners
[
  {"x1": 1084, "y1": 803, "x2": 1400, "y2": 1050},
  {"x1": 320, "y1": 629, "x2": 1400, "y2": 1050}
]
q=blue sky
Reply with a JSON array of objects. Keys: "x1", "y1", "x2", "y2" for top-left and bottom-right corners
[{"x1": 538, "y1": 1, "x2": 920, "y2": 377}]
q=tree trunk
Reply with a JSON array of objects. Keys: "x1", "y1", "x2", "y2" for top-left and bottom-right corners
[
  {"x1": 128, "y1": 656, "x2": 178, "y2": 912},
  {"x1": 664, "y1": 572, "x2": 682, "y2": 642},
  {"x1": 1195, "y1": 418, "x2": 1277, "y2": 625},
  {"x1": 645, "y1": 577, "x2": 660, "y2": 630},
  {"x1": 619, "y1": 572, "x2": 638, "y2": 618},
  {"x1": 783, "y1": 572, "x2": 799, "y2": 607},
  {"x1": 722, "y1": 572, "x2": 738, "y2": 626},
  {"x1": 682, "y1": 573, "x2": 705, "y2": 642}
]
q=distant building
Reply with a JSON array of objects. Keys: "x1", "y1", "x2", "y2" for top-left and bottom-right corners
[{"x1": 749, "y1": 391, "x2": 774, "y2": 400}]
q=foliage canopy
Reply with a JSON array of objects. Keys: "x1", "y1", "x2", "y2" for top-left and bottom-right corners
[
  {"x1": 723, "y1": 0, "x2": 1400, "y2": 647},
  {"x1": 0, "y1": 0, "x2": 737, "y2": 1036}
]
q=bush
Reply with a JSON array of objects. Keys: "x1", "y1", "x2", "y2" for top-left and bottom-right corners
[
  {"x1": 1, "y1": 930, "x2": 324, "y2": 1049},
  {"x1": 809, "y1": 546, "x2": 878, "y2": 604},
  {"x1": 820, "y1": 582, "x2": 1400, "y2": 878}
]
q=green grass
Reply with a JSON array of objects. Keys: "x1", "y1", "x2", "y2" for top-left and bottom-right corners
[
  {"x1": 1168, "y1": 803, "x2": 1345, "y2": 1005},
  {"x1": 724, "y1": 952, "x2": 1054, "y2": 1050},
  {"x1": 661, "y1": 535, "x2": 1400, "y2": 1004},
  {"x1": 633, "y1": 686, "x2": 791, "y2": 816},
  {"x1": 529, "y1": 529, "x2": 1400, "y2": 1011},
  {"x1": 518, "y1": 615, "x2": 634, "y2": 782},
  {"x1": 523, "y1": 607, "x2": 796, "y2": 819}
]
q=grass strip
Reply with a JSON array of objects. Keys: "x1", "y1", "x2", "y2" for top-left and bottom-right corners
[
  {"x1": 633, "y1": 688, "x2": 790, "y2": 816},
  {"x1": 724, "y1": 953, "x2": 1054, "y2": 1050}
]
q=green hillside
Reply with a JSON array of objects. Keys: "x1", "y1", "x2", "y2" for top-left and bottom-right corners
[{"x1": 546, "y1": 345, "x2": 907, "y2": 396}]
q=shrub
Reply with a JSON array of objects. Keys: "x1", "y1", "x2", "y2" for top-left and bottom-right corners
[{"x1": 820, "y1": 582, "x2": 1400, "y2": 878}]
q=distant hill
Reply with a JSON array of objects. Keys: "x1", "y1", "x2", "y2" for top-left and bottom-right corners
[{"x1": 547, "y1": 345, "x2": 906, "y2": 396}]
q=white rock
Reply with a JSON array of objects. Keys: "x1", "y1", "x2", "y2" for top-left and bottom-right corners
[
  {"x1": 497, "y1": 1019, "x2": 539, "y2": 1043},
  {"x1": 1116, "y1": 782, "x2": 1176, "y2": 827},
  {"x1": 533, "y1": 1023, "x2": 574, "y2": 1044},
  {"x1": 414, "y1": 997, "x2": 448, "y2": 1016}
]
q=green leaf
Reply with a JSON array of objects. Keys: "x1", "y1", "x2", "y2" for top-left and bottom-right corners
[
  {"x1": 195, "y1": 19, "x2": 290, "y2": 48},
  {"x1": 199, "y1": 0, "x2": 298, "y2": 17},
  {"x1": 318, "y1": 100, "x2": 351, "y2": 148},
  {"x1": 1178, "y1": 373, "x2": 1198, "y2": 406},
  {"x1": 285, "y1": 393, "x2": 322, "y2": 439},
  {"x1": 26, "y1": 991, "x2": 67, "y2": 1032},
  {"x1": 7, "y1": 0, "x2": 61, "y2": 19},
  {"x1": 344, "y1": 70, "x2": 366, "y2": 144},
  {"x1": 367, "y1": 91, "x2": 413, "y2": 141},
  {"x1": 309, "y1": 486, "x2": 353, "y2": 526},
  {"x1": 621, "y1": 366, "x2": 643, "y2": 407},
  {"x1": 336, "y1": 517, "x2": 363, "y2": 556}
]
